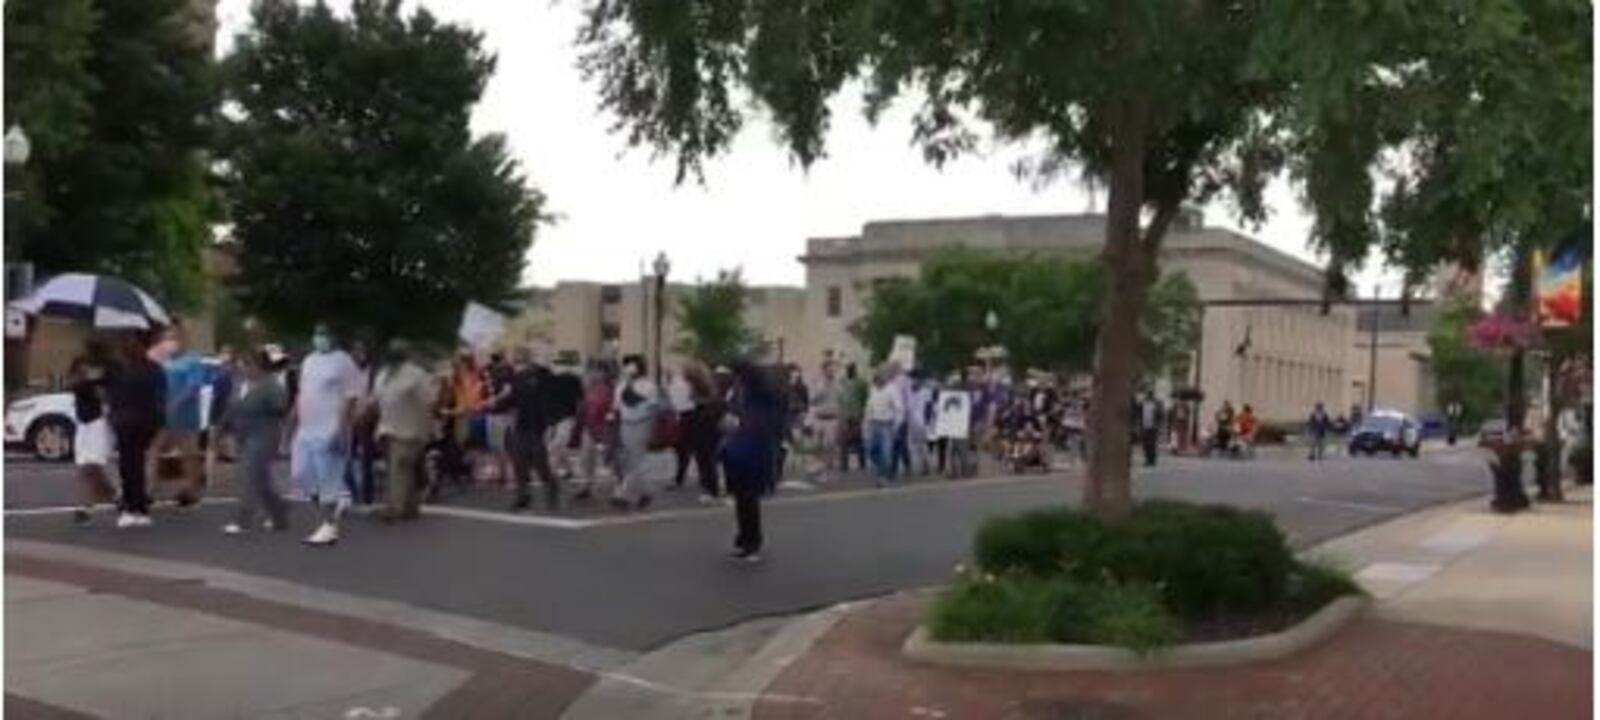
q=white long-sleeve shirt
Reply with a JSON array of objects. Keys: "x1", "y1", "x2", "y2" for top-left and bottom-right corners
[{"x1": 866, "y1": 385, "x2": 903, "y2": 424}]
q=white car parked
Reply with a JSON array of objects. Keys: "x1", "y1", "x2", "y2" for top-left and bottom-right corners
[{"x1": 4, "y1": 391, "x2": 78, "y2": 461}]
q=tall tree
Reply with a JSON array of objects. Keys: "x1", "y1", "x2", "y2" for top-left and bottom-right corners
[
  {"x1": 4, "y1": 0, "x2": 214, "y2": 305},
  {"x1": 221, "y1": 0, "x2": 547, "y2": 343},
  {"x1": 1427, "y1": 300, "x2": 1507, "y2": 429},
  {"x1": 852, "y1": 250, "x2": 1197, "y2": 381},
  {"x1": 576, "y1": 0, "x2": 1587, "y2": 519},
  {"x1": 675, "y1": 269, "x2": 756, "y2": 365}
]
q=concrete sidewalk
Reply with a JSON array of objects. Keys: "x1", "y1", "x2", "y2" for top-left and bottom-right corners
[{"x1": 1319, "y1": 485, "x2": 1592, "y2": 649}]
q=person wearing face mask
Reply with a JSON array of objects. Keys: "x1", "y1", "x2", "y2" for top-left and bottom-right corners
[
  {"x1": 218, "y1": 349, "x2": 291, "y2": 534},
  {"x1": 287, "y1": 324, "x2": 365, "y2": 545},
  {"x1": 610, "y1": 354, "x2": 660, "y2": 510},
  {"x1": 372, "y1": 340, "x2": 438, "y2": 521},
  {"x1": 147, "y1": 324, "x2": 208, "y2": 508}
]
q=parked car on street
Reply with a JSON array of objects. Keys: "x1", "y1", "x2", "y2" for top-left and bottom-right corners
[
  {"x1": 1348, "y1": 410, "x2": 1422, "y2": 458},
  {"x1": 4, "y1": 391, "x2": 78, "y2": 461}
]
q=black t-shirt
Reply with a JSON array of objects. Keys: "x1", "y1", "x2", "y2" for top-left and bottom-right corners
[
  {"x1": 108, "y1": 357, "x2": 166, "y2": 430},
  {"x1": 71, "y1": 372, "x2": 108, "y2": 424},
  {"x1": 486, "y1": 361, "x2": 514, "y2": 406}
]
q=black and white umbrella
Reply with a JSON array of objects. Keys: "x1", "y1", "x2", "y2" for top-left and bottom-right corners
[{"x1": 14, "y1": 272, "x2": 172, "y2": 330}]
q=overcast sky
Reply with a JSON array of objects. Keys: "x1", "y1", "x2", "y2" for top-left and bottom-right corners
[{"x1": 217, "y1": 0, "x2": 1405, "y2": 295}]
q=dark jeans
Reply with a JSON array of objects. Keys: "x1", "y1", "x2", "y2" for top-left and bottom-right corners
[
  {"x1": 733, "y1": 491, "x2": 763, "y2": 553},
  {"x1": 510, "y1": 429, "x2": 559, "y2": 507},
  {"x1": 675, "y1": 409, "x2": 721, "y2": 495},
  {"x1": 346, "y1": 426, "x2": 377, "y2": 504},
  {"x1": 1140, "y1": 429, "x2": 1159, "y2": 467},
  {"x1": 839, "y1": 418, "x2": 866, "y2": 471},
  {"x1": 113, "y1": 423, "x2": 156, "y2": 514}
]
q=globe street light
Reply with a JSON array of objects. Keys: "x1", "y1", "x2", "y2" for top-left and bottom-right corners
[{"x1": 652, "y1": 251, "x2": 670, "y2": 385}]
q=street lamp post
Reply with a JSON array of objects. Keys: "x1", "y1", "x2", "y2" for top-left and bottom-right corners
[
  {"x1": 4, "y1": 126, "x2": 30, "y2": 392},
  {"x1": 652, "y1": 251, "x2": 670, "y2": 386}
]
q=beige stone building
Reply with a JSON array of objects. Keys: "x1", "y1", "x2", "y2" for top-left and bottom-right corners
[
  {"x1": 1350, "y1": 302, "x2": 1440, "y2": 418},
  {"x1": 507, "y1": 280, "x2": 806, "y2": 372},
  {"x1": 798, "y1": 212, "x2": 1360, "y2": 423}
]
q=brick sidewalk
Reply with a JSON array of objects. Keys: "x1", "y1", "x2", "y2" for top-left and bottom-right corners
[{"x1": 756, "y1": 594, "x2": 1592, "y2": 720}]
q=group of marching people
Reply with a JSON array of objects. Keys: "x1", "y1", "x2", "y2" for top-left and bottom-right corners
[{"x1": 65, "y1": 322, "x2": 786, "y2": 561}]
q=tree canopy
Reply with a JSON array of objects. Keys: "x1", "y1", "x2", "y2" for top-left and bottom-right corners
[
  {"x1": 576, "y1": 0, "x2": 1589, "y2": 519},
  {"x1": 1427, "y1": 300, "x2": 1507, "y2": 429},
  {"x1": 675, "y1": 269, "x2": 756, "y2": 366},
  {"x1": 4, "y1": 0, "x2": 214, "y2": 306},
  {"x1": 221, "y1": 0, "x2": 547, "y2": 343},
  {"x1": 853, "y1": 249, "x2": 1199, "y2": 381}
]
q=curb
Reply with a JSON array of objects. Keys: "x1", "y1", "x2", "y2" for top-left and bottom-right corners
[{"x1": 901, "y1": 595, "x2": 1369, "y2": 672}]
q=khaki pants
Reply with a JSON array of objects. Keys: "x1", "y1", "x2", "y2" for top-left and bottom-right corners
[{"x1": 384, "y1": 438, "x2": 426, "y2": 518}]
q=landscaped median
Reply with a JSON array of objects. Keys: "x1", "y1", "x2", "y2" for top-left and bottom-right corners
[{"x1": 904, "y1": 501, "x2": 1369, "y2": 671}]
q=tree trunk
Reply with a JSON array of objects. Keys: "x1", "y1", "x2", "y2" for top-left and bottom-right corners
[
  {"x1": 1085, "y1": 105, "x2": 1156, "y2": 522},
  {"x1": 1536, "y1": 352, "x2": 1565, "y2": 502},
  {"x1": 1492, "y1": 244, "x2": 1533, "y2": 514}
]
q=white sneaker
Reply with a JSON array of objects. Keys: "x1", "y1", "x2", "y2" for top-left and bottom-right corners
[
  {"x1": 222, "y1": 523, "x2": 245, "y2": 535},
  {"x1": 697, "y1": 494, "x2": 717, "y2": 505},
  {"x1": 115, "y1": 512, "x2": 139, "y2": 529},
  {"x1": 302, "y1": 522, "x2": 339, "y2": 546},
  {"x1": 133, "y1": 514, "x2": 153, "y2": 527}
]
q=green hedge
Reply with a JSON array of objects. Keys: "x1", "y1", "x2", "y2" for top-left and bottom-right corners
[{"x1": 974, "y1": 501, "x2": 1297, "y2": 619}]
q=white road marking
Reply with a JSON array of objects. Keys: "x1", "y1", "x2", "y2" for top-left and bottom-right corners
[
  {"x1": 1296, "y1": 496, "x2": 1403, "y2": 514},
  {"x1": 3, "y1": 497, "x2": 238, "y2": 517},
  {"x1": 420, "y1": 504, "x2": 597, "y2": 529}
]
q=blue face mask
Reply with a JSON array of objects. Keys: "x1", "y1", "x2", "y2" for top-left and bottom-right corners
[{"x1": 312, "y1": 334, "x2": 332, "y2": 353}]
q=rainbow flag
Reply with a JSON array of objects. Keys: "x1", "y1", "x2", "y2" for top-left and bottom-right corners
[{"x1": 1535, "y1": 245, "x2": 1583, "y2": 328}]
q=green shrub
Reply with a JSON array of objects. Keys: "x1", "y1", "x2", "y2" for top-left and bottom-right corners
[
  {"x1": 1098, "y1": 502, "x2": 1295, "y2": 618},
  {"x1": 1287, "y1": 556, "x2": 1364, "y2": 614},
  {"x1": 973, "y1": 508, "x2": 1105, "y2": 577},
  {"x1": 1082, "y1": 579, "x2": 1178, "y2": 656},
  {"x1": 928, "y1": 572, "x2": 1076, "y2": 644},
  {"x1": 972, "y1": 501, "x2": 1297, "y2": 620}
]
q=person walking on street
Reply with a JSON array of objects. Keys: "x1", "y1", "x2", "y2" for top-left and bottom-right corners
[
  {"x1": 838, "y1": 363, "x2": 868, "y2": 472},
  {"x1": 721, "y1": 359, "x2": 781, "y2": 562},
  {"x1": 1307, "y1": 402, "x2": 1332, "y2": 461},
  {"x1": 69, "y1": 340, "x2": 118, "y2": 525},
  {"x1": 571, "y1": 368, "x2": 615, "y2": 501},
  {"x1": 219, "y1": 349, "x2": 291, "y2": 534},
  {"x1": 678, "y1": 362, "x2": 724, "y2": 502},
  {"x1": 1135, "y1": 390, "x2": 1164, "y2": 467},
  {"x1": 669, "y1": 368, "x2": 698, "y2": 490},
  {"x1": 907, "y1": 373, "x2": 935, "y2": 476},
  {"x1": 149, "y1": 325, "x2": 208, "y2": 507},
  {"x1": 367, "y1": 340, "x2": 437, "y2": 521},
  {"x1": 289, "y1": 324, "x2": 365, "y2": 546},
  {"x1": 496, "y1": 347, "x2": 562, "y2": 511},
  {"x1": 482, "y1": 352, "x2": 517, "y2": 487},
  {"x1": 807, "y1": 360, "x2": 842, "y2": 481},
  {"x1": 107, "y1": 333, "x2": 166, "y2": 528},
  {"x1": 1445, "y1": 401, "x2": 1464, "y2": 446},
  {"x1": 611, "y1": 355, "x2": 660, "y2": 510},
  {"x1": 345, "y1": 340, "x2": 380, "y2": 509},
  {"x1": 865, "y1": 368, "x2": 903, "y2": 486}
]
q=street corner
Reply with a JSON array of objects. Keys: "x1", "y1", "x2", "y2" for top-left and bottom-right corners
[{"x1": 751, "y1": 591, "x2": 1592, "y2": 720}]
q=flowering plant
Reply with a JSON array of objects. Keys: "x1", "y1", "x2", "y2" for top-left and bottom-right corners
[{"x1": 1466, "y1": 313, "x2": 1539, "y2": 352}]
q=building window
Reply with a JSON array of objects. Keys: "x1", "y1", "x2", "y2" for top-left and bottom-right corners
[
  {"x1": 600, "y1": 285, "x2": 622, "y2": 304},
  {"x1": 826, "y1": 286, "x2": 842, "y2": 318},
  {"x1": 600, "y1": 322, "x2": 620, "y2": 341}
]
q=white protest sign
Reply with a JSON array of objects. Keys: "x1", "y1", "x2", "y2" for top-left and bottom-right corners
[
  {"x1": 457, "y1": 302, "x2": 507, "y2": 351},
  {"x1": 934, "y1": 390, "x2": 972, "y2": 440},
  {"x1": 890, "y1": 334, "x2": 917, "y2": 371}
]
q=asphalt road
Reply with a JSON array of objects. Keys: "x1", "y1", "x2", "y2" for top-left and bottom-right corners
[{"x1": 4, "y1": 448, "x2": 1492, "y2": 652}]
